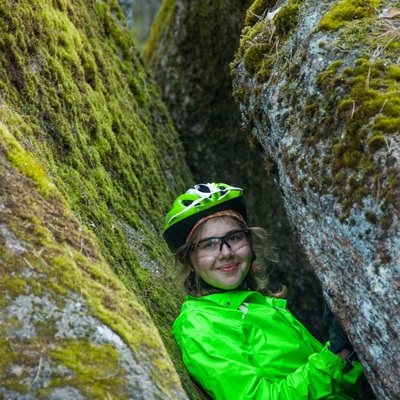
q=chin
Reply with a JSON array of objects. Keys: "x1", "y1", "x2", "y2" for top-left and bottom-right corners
[{"x1": 218, "y1": 281, "x2": 243, "y2": 291}]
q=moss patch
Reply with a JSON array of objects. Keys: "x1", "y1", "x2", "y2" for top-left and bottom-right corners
[
  {"x1": 45, "y1": 339, "x2": 128, "y2": 398},
  {"x1": 318, "y1": 0, "x2": 380, "y2": 31},
  {"x1": 274, "y1": 1, "x2": 302, "y2": 39},
  {"x1": 0, "y1": 0, "x2": 191, "y2": 324},
  {"x1": 0, "y1": 140, "x2": 183, "y2": 395},
  {"x1": 244, "y1": 0, "x2": 278, "y2": 27},
  {"x1": 142, "y1": 0, "x2": 177, "y2": 61},
  {"x1": 0, "y1": 0, "x2": 192, "y2": 396},
  {"x1": 0, "y1": 124, "x2": 59, "y2": 199},
  {"x1": 233, "y1": 0, "x2": 399, "y2": 230},
  {"x1": 234, "y1": 0, "x2": 304, "y2": 86},
  {"x1": 310, "y1": 8, "x2": 400, "y2": 223}
]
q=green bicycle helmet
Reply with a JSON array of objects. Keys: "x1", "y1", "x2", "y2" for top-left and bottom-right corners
[{"x1": 163, "y1": 182, "x2": 247, "y2": 252}]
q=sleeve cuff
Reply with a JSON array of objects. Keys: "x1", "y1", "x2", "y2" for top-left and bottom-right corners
[{"x1": 319, "y1": 346, "x2": 348, "y2": 372}]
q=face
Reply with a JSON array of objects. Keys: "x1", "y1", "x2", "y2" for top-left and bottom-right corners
[{"x1": 190, "y1": 217, "x2": 252, "y2": 291}]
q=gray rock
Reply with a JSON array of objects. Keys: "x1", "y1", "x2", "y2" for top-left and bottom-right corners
[{"x1": 231, "y1": 1, "x2": 400, "y2": 399}]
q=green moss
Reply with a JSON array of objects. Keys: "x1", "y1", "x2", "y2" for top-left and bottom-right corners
[
  {"x1": 6, "y1": 277, "x2": 27, "y2": 297},
  {"x1": 44, "y1": 339, "x2": 128, "y2": 398},
  {"x1": 232, "y1": 86, "x2": 249, "y2": 108},
  {"x1": 274, "y1": 2, "x2": 302, "y2": 39},
  {"x1": 244, "y1": 0, "x2": 277, "y2": 27},
  {"x1": 368, "y1": 134, "x2": 386, "y2": 153},
  {"x1": 316, "y1": 60, "x2": 343, "y2": 87},
  {"x1": 374, "y1": 116, "x2": 400, "y2": 133},
  {"x1": 243, "y1": 43, "x2": 270, "y2": 73},
  {"x1": 386, "y1": 65, "x2": 400, "y2": 80},
  {"x1": 0, "y1": 0, "x2": 191, "y2": 396},
  {"x1": 0, "y1": 125, "x2": 59, "y2": 199},
  {"x1": 318, "y1": 0, "x2": 379, "y2": 31},
  {"x1": 0, "y1": 338, "x2": 17, "y2": 375},
  {"x1": 0, "y1": 0, "x2": 190, "y2": 301},
  {"x1": 0, "y1": 157, "x2": 184, "y2": 394},
  {"x1": 236, "y1": 17, "x2": 276, "y2": 84},
  {"x1": 256, "y1": 63, "x2": 274, "y2": 82},
  {"x1": 234, "y1": 0, "x2": 305, "y2": 86},
  {"x1": 312, "y1": 2, "x2": 400, "y2": 211},
  {"x1": 365, "y1": 211, "x2": 378, "y2": 224}
]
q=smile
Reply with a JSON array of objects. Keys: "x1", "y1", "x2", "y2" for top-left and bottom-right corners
[{"x1": 217, "y1": 264, "x2": 239, "y2": 273}]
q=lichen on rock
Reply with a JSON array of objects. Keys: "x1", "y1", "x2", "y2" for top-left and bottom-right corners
[{"x1": 231, "y1": 0, "x2": 399, "y2": 398}]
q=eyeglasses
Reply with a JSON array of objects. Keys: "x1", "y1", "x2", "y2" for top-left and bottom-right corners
[{"x1": 192, "y1": 230, "x2": 250, "y2": 257}]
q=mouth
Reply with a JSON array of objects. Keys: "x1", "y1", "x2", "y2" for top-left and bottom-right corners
[{"x1": 217, "y1": 263, "x2": 239, "y2": 273}]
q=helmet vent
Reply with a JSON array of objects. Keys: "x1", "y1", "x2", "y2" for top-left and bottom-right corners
[
  {"x1": 181, "y1": 200, "x2": 193, "y2": 206},
  {"x1": 195, "y1": 184, "x2": 212, "y2": 193}
]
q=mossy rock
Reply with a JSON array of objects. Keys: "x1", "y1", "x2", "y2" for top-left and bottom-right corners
[
  {"x1": 0, "y1": 0, "x2": 193, "y2": 397},
  {"x1": 0, "y1": 130, "x2": 186, "y2": 398},
  {"x1": 232, "y1": 1, "x2": 399, "y2": 398}
]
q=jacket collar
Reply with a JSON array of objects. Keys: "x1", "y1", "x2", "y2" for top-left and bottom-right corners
[
  {"x1": 187, "y1": 290, "x2": 265, "y2": 310},
  {"x1": 186, "y1": 290, "x2": 288, "y2": 310}
]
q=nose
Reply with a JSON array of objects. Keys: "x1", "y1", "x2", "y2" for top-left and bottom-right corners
[{"x1": 218, "y1": 241, "x2": 233, "y2": 257}]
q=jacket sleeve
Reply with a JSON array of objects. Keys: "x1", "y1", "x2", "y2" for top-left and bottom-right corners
[{"x1": 177, "y1": 316, "x2": 363, "y2": 400}]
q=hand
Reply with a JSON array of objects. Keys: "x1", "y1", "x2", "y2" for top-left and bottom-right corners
[
  {"x1": 335, "y1": 348, "x2": 352, "y2": 360},
  {"x1": 323, "y1": 303, "x2": 352, "y2": 353}
]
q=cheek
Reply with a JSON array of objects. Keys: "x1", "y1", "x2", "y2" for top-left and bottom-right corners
[
  {"x1": 237, "y1": 244, "x2": 252, "y2": 261},
  {"x1": 190, "y1": 253, "x2": 205, "y2": 272},
  {"x1": 191, "y1": 254, "x2": 214, "y2": 274}
]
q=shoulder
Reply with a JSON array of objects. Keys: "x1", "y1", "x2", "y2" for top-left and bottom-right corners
[
  {"x1": 174, "y1": 295, "x2": 227, "y2": 328},
  {"x1": 173, "y1": 293, "x2": 244, "y2": 337},
  {"x1": 173, "y1": 291, "x2": 270, "y2": 338},
  {"x1": 172, "y1": 297, "x2": 221, "y2": 349}
]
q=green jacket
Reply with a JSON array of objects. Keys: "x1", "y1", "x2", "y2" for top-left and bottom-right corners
[{"x1": 172, "y1": 291, "x2": 363, "y2": 399}]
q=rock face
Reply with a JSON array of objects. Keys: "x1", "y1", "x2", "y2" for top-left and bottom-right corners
[
  {"x1": 143, "y1": 0, "x2": 328, "y2": 343},
  {"x1": 0, "y1": 0, "x2": 191, "y2": 397},
  {"x1": 231, "y1": 1, "x2": 399, "y2": 399},
  {"x1": 0, "y1": 144, "x2": 185, "y2": 399}
]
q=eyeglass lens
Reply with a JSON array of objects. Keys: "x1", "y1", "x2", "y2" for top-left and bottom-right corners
[{"x1": 195, "y1": 230, "x2": 249, "y2": 255}]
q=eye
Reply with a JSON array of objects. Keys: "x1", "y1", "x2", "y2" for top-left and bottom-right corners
[
  {"x1": 198, "y1": 239, "x2": 218, "y2": 251},
  {"x1": 227, "y1": 231, "x2": 245, "y2": 242}
]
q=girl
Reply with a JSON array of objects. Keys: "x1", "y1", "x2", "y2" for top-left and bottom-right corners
[{"x1": 163, "y1": 182, "x2": 363, "y2": 399}]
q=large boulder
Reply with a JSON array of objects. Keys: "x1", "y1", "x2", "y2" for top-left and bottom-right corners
[
  {"x1": 0, "y1": 0, "x2": 192, "y2": 397},
  {"x1": 0, "y1": 131, "x2": 185, "y2": 399},
  {"x1": 231, "y1": 1, "x2": 399, "y2": 399}
]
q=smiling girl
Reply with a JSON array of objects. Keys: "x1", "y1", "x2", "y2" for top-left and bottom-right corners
[{"x1": 163, "y1": 183, "x2": 363, "y2": 399}]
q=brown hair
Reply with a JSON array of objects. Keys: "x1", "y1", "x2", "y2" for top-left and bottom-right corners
[{"x1": 173, "y1": 216, "x2": 287, "y2": 298}]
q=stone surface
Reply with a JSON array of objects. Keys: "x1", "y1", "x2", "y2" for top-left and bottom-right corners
[
  {"x1": 0, "y1": 0, "x2": 191, "y2": 397},
  {"x1": 231, "y1": 1, "x2": 399, "y2": 399},
  {"x1": 0, "y1": 150, "x2": 186, "y2": 399}
]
